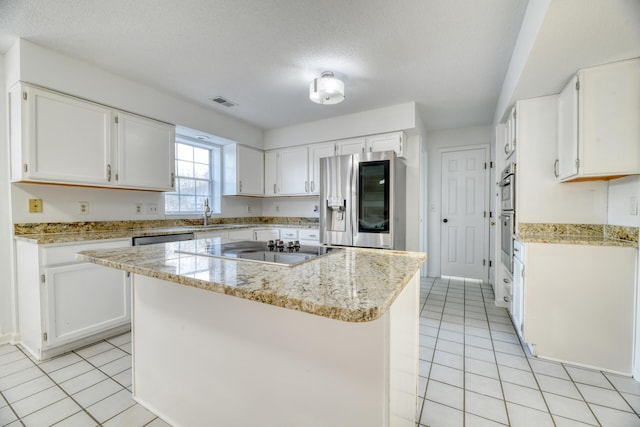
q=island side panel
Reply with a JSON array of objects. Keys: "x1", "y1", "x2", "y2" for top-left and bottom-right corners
[
  {"x1": 131, "y1": 273, "x2": 418, "y2": 427},
  {"x1": 389, "y1": 272, "x2": 420, "y2": 425}
]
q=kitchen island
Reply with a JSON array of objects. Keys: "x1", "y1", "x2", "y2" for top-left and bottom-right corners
[{"x1": 77, "y1": 238, "x2": 426, "y2": 427}]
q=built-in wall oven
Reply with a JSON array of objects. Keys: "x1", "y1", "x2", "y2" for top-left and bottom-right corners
[{"x1": 499, "y1": 163, "x2": 516, "y2": 273}]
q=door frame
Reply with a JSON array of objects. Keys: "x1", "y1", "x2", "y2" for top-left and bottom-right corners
[{"x1": 438, "y1": 144, "x2": 491, "y2": 283}]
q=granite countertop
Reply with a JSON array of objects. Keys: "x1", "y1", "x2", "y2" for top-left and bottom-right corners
[
  {"x1": 515, "y1": 234, "x2": 638, "y2": 247},
  {"x1": 516, "y1": 223, "x2": 639, "y2": 248},
  {"x1": 77, "y1": 238, "x2": 427, "y2": 323},
  {"x1": 14, "y1": 223, "x2": 319, "y2": 244}
]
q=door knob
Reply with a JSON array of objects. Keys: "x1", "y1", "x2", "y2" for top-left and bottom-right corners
[{"x1": 442, "y1": 218, "x2": 448, "y2": 223}]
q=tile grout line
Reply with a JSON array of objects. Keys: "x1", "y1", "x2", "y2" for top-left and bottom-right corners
[
  {"x1": 0, "y1": 388, "x2": 25, "y2": 427},
  {"x1": 417, "y1": 276, "x2": 440, "y2": 426},
  {"x1": 14, "y1": 344, "x2": 104, "y2": 426},
  {"x1": 602, "y1": 372, "x2": 640, "y2": 418},
  {"x1": 559, "y1": 363, "x2": 603, "y2": 426}
]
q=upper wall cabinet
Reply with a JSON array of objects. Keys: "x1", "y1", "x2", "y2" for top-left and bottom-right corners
[
  {"x1": 556, "y1": 58, "x2": 640, "y2": 182},
  {"x1": 9, "y1": 83, "x2": 176, "y2": 191},
  {"x1": 335, "y1": 132, "x2": 406, "y2": 158},
  {"x1": 116, "y1": 112, "x2": 175, "y2": 190},
  {"x1": 264, "y1": 142, "x2": 335, "y2": 196},
  {"x1": 223, "y1": 144, "x2": 264, "y2": 196}
]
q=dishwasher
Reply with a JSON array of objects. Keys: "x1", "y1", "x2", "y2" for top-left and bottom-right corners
[{"x1": 132, "y1": 232, "x2": 194, "y2": 246}]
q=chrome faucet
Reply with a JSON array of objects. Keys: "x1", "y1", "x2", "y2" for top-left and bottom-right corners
[{"x1": 203, "y1": 198, "x2": 212, "y2": 226}]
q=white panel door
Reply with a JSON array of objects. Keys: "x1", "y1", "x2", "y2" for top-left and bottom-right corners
[{"x1": 440, "y1": 148, "x2": 487, "y2": 280}]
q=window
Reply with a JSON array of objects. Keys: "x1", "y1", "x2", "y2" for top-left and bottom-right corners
[{"x1": 165, "y1": 137, "x2": 221, "y2": 215}]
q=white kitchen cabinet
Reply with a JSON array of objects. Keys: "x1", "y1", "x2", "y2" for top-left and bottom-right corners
[
  {"x1": 264, "y1": 151, "x2": 278, "y2": 196},
  {"x1": 278, "y1": 146, "x2": 309, "y2": 195},
  {"x1": 516, "y1": 241, "x2": 636, "y2": 374},
  {"x1": 556, "y1": 58, "x2": 640, "y2": 182},
  {"x1": 308, "y1": 142, "x2": 336, "y2": 194},
  {"x1": 513, "y1": 95, "x2": 607, "y2": 225},
  {"x1": 9, "y1": 83, "x2": 176, "y2": 191},
  {"x1": 298, "y1": 228, "x2": 320, "y2": 246},
  {"x1": 254, "y1": 229, "x2": 280, "y2": 241},
  {"x1": 511, "y1": 240, "x2": 524, "y2": 340},
  {"x1": 195, "y1": 230, "x2": 229, "y2": 240},
  {"x1": 115, "y1": 112, "x2": 175, "y2": 191},
  {"x1": 503, "y1": 108, "x2": 516, "y2": 160},
  {"x1": 10, "y1": 84, "x2": 113, "y2": 186},
  {"x1": 227, "y1": 228, "x2": 256, "y2": 241},
  {"x1": 16, "y1": 238, "x2": 131, "y2": 360},
  {"x1": 265, "y1": 141, "x2": 335, "y2": 197},
  {"x1": 223, "y1": 144, "x2": 264, "y2": 196},
  {"x1": 336, "y1": 137, "x2": 366, "y2": 155},
  {"x1": 279, "y1": 228, "x2": 298, "y2": 240},
  {"x1": 364, "y1": 132, "x2": 406, "y2": 158}
]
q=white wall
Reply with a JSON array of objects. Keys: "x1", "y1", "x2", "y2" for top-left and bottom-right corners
[
  {"x1": 426, "y1": 125, "x2": 493, "y2": 277},
  {"x1": 608, "y1": 176, "x2": 640, "y2": 227},
  {"x1": 13, "y1": 40, "x2": 263, "y2": 149},
  {"x1": 0, "y1": 53, "x2": 17, "y2": 341},
  {"x1": 6, "y1": 40, "x2": 267, "y2": 224},
  {"x1": 263, "y1": 102, "x2": 417, "y2": 149}
]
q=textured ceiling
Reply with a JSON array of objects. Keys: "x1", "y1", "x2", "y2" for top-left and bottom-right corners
[{"x1": 0, "y1": 0, "x2": 528, "y2": 131}]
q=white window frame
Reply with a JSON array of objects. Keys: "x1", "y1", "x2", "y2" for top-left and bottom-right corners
[{"x1": 165, "y1": 136, "x2": 221, "y2": 216}]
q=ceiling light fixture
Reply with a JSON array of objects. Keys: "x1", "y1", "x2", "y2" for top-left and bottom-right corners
[{"x1": 309, "y1": 71, "x2": 345, "y2": 105}]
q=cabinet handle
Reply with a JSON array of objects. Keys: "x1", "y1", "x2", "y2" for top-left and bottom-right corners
[
  {"x1": 311, "y1": 181, "x2": 315, "y2": 192},
  {"x1": 504, "y1": 143, "x2": 510, "y2": 155},
  {"x1": 273, "y1": 183, "x2": 277, "y2": 194},
  {"x1": 305, "y1": 181, "x2": 309, "y2": 192},
  {"x1": 107, "y1": 164, "x2": 112, "y2": 182},
  {"x1": 503, "y1": 278, "x2": 511, "y2": 284},
  {"x1": 553, "y1": 159, "x2": 559, "y2": 178},
  {"x1": 504, "y1": 296, "x2": 510, "y2": 303},
  {"x1": 239, "y1": 181, "x2": 243, "y2": 193}
]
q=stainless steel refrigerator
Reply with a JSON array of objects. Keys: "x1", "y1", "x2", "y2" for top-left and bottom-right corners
[{"x1": 319, "y1": 150, "x2": 406, "y2": 249}]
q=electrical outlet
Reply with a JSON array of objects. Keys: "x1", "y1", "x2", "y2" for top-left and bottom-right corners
[
  {"x1": 78, "y1": 201, "x2": 89, "y2": 215},
  {"x1": 135, "y1": 203, "x2": 143, "y2": 214},
  {"x1": 247, "y1": 204, "x2": 252, "y2": 213},
  {"x1": 275, "y1": 205, "x2": 279, "y2": 213},
  {"x1": 28, "y1": 199, "x2": 43, "y2": 213},
  {"x1": 146, "y1": 203, "x2": 158, "y2": 214}
]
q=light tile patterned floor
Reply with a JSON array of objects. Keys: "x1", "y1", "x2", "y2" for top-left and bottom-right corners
[
  {"x1": 417, "y1": 276, "x2": 640, "y2": 427},
  {"x1": 1, "y1": 277, "x2": 640, "y2": 426},
  {"x1": 0, "y1": 332, "x2": 168, "y2": 427}
]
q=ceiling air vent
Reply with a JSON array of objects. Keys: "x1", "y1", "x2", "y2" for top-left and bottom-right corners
[{"x1": 210, "y1": 96, "x2": 238, "y2": 107}]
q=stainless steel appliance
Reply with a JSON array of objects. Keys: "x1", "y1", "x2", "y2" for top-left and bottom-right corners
[
  {"x1": 499, "y1": 162, "x2": 516, "y2": 272},
  {"x1": 319, "y1": 151, "x2": 406, "y2": 249},
  {"x1": 176, "y1": 240, "x2": 341, "y2": 267},
  {"x1": 500, "y1": 212, "x2": 514, "y2": 272},
  {"x1": 132, "y1": 232, "x2": 194, "y2": 246},
  {"x1": 499, "y1": 163, "x2": 516, "y2": 212}
]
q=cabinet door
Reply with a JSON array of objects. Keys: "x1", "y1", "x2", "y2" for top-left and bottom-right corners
[
  {"x1": 227, "y1": 228, "x2": 255, "y2": 241},
  {"x1": 45, "y1": 263, "x2": 130, "y2": 348},
  {"x1": 580, "y1": 60, "x2": 640, "y2": 176},
  {"x1": 22, "y1": 85, "x2": 113, "y2": 185},
  {"x1": 238, "y1": 146, "x2": 264, "y2": 195},
  {"x1": 264, "y1": 151, "x2": 278, "y2": 196},
  {"x1": 278, "y1": 146, "x2": 309, "y2": 195},
  {"x1": 512, "y1": 255, "x2": 524, "y2": 339},
  {"x1": 308, "y1": 142, "x2": 335, "y2": 195},
  {"x1": 557, "y1": 75, "x2": 579, "y2": 180},
  {"x1": 116, "y1": 112, "x2": 175, "y2": 190},
  {"x1": 365, "y1": 132, "x2": 405, "y2": 157},
  {"x1": 254, "y1": 229, "x2": 279, "y2": 241},
  {"x1": 336, "y1": 138, "x2": 365, "y2": 155}
]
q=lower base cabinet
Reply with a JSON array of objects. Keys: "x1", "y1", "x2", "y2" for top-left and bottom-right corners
[
  {"x1": 16, "y1": 238, "x2": 131, "y2": 360},
  {"x1": 517, "y1": 241, "x2": 636, "y2": 374}
]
